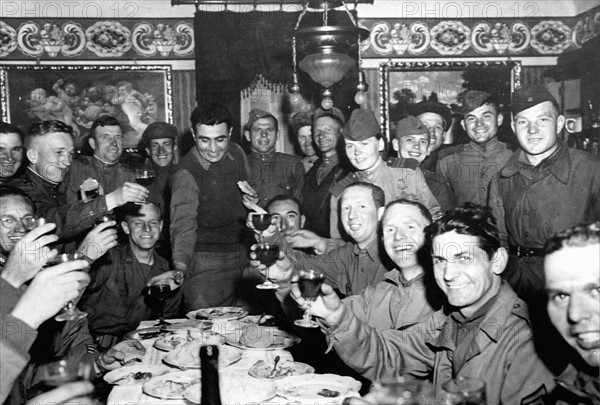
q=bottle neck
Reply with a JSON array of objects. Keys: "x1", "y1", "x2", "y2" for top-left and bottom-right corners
[{"x1": 200, "y1": 345, "x2": 222, "y2": 405}]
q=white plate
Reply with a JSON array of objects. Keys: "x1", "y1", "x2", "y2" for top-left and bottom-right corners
[
  {"x1": 187, "y1": 306, "x2": 248, "y2": 320},
  {"x1": 162, "y1": 319, "x2": 213, "y2": 332},
  {"x1": 103, "y1": 365, "x2": 172, "y2": 386},
  {"x1": 164, "y1": 342, "x2": 242, "y2": 369},
  {"x1": 276, "y1": 374, "x2": 362, "y2": 402},
  {"x1": 224, "y1": 327, "x2": 301, "y2": 351},
  {"x1": 184, "y1": 375, "x2": 276, "y2": 404},
  {"x1": 248, "y1": 360, "x2": 314, "y2": 380},
  {"x1": 153, "y1": 334, "x2": 188, "y2": 352},
  {"x1": 142, "y1": 370, "x2": 201, "y2": 399}
]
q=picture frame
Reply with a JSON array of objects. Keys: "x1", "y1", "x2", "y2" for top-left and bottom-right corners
[
  {"x1": 379, "y1": 60, "x2": 521, "y2": 142},
  {"x1": 0, "y1": 64, "x2": 173, "y2": 150}
]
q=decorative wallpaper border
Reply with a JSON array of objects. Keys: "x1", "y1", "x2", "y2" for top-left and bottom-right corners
[
  {"x1": 358, "y1": 7, "x2": 599, "y2": 58},
  {"x1": 0, "y1": 18, "x2": 195, "y2": 59}
]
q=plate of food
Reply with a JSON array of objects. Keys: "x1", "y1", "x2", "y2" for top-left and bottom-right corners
[
  {"x1": 187, "y1": 307, "x2": 248, "y2": 321},
  {"x1": 163, "y1": 340, "x2": 242, "y2": 369},
  {"x1": 275, "y1": 374, "x2": 361, "y2": 403},
  {"x1": 153, "y1": 334, "x2": 189, "y2": 352},
  {"x1": 104, "y1": 365, "x2": 172, "y2": 386},
  {"x1": 224, "y1": 325, "x2": 300, "y2": 350},
  {"x1": 124, "y1": 326, "x2": 164, "y2": 340},
  {"x1": 184, "y1": 374, "x2": 276, "y2": 404},
  {"x1": 248, "y1": 360, "x2": 314, "y2": 380},
  {"x1": 162, "y1": 319, "x2": 213, "y2": 332},
  {"x1": 142, "y1": 370, "x2": 201, "y2": 400}
]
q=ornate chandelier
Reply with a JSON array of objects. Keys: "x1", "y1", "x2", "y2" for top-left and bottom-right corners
[{"x1": 289, "y1": 1, "x2": 369, "y2": 109}]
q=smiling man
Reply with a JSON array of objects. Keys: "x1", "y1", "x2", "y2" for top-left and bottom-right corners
[
  {"x1": 62, "y1": 115, "x2": 137, "y2": 204},
  {"x1": 436, "y1": 90, "x2": 513, "y2": 207},
  {"x1": 330, "y1": 109, "x2": 441, "y2": 239},
  {"x1": 170, "y1": 103, "x2": 253, "y2": 310},
  {"x1": 244, "y1": 109, "x2": 305, "y2": 207},
  {"x1": 544, "y1": 222, "x2": 600, "y2": 404},
  {"x1": 488, "y1": 84, "x2": 600, "y2": 300},
  {"x1": 309, "y1": 204, "x2": 554, "y2": 404},
  {"x1": 0, "y1": 122, "x2": 25, "y2": 185}
]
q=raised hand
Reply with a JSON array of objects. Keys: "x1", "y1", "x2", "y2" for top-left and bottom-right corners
[
  {"x1": 290, "y1": 279, "x2": 344, "y2": 325},
  {"x1": 96, "y1": 340, "x2": 146, "y2": 372},
  {"x1": 249, "y1": 243, "x2": 294, "y2": 283},
  {"x1": 77, "y1": 221, "x2": 118, "y2": 262},
  {"x1": 105, "y1": 182, "x2": 149, "y2": 209}
]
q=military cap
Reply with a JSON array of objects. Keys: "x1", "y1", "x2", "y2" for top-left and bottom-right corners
[
  {"x1": 313, "y1": 107, "x2": 345, "y2": 125},
  {"x1": 343, "y1": 109, "x2": 381, "y2": 141},
  {"x1": 247, "y1": 109, "x2": 277, "y2": 129},
  {"x1": 511, "y1": 84, "x2": 559, "y2": 116},
  {"x1": 395, "y1": 115, "x2": 429, "y2": 140},
  {"x1": 142, "y1": 122, "x2": 178, "y2": 145},
  {"x1": 291, "y1": 112, "x2": 313, "y2": 135},
  {"x1": 460, "y1": 90, "x2": 493, "y2": 115},
  {"x1": 407, "y1": 100, "x2": 452, "y2": 131}
]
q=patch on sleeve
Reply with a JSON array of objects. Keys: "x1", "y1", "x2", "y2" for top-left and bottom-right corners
[{"x1": 521, "y1": 384, "x2": 548, "y2": 405}]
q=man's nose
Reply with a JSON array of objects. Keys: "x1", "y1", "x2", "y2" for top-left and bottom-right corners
[
  {"x1": 528, "y1": 122, "x2": 539, "y2": 134},
  {"x1": 13, "y1": 220, "x2": 27, "y2": 233},
  {"x1": 157, "y1": 145, "x2": 167, "y2": 154},
  {"x1": 143, "y1": 223, "x2": 151, "y2": 232},
  {"x1": 568, "y1": 295, "x2": 592, "y2": 324},
  {"x1": 394, "y1": 229, "x2": 405, "y2": 241}
]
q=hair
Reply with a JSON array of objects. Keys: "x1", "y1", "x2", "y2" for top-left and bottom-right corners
[
  {"x1": 0, "y1": 186, "x2": 34, "y2": 211},
  {"x1": 341, "y1": 181, "x2": 385, "y2": 209},
  {"x1": 90, "y1": 115, "x2": 122, "y2": 140},
  {"x1": 266, "y1": 195, "x2": 304, "y2": 217},
  {"x1": 0, "y1": 121, "x2": 25, "y2": 143},
  {"x1": 190, "y1": 103, "x2": 233, "y2": 130},
  {"x1": 544, "y1": 222, "x2": 600, "y2": 256},
  {"x1": 313, "y1": 112, "x2": 344, "y2": 131},
  {"x1": 464, "y1": 100, "x2": 500, "y2": 116},
  {"x1": 25, "y1": 120, "x2": 74, "y2": 149},
  {"x1": 425, "y1": 203, "x2": 500, "y2": 260},
  {"x1": 116, "y1": 202, "x2": 162, "y2": 223},
  {"x1": 382, "y1": 199, "x2": 432, "y2": 225}
]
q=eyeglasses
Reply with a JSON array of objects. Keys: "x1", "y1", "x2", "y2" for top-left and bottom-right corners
[{"x1": 0, "y1": 215, "x2": 36, "y2": 230}]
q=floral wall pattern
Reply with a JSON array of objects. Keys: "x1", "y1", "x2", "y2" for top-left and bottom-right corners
[{"x1": 0, "y1": 19, "x2": 194, "y2": 59}]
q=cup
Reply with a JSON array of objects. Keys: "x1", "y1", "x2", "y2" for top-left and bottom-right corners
[{"x1": 440, "y1": 377, "x2": 486, "y2": 405}]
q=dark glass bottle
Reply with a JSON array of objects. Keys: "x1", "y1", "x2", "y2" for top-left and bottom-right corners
[{"x1": 200, "y1": 345, "x2": 222, "y2": 405}]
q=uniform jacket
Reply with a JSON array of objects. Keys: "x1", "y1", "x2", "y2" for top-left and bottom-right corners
[
  {"x1": 247, "y1": 151, "x2": 305, "y2": 207},
  {"x1": 61, "y1": 155, "x2": 135, "y2": 203},
  {"x1": 79, "y1": 245, "x2": 181, "y2": 338},
  {"x1": 437, "y1": 138, "x2": 513, "y2": 207},
  {"x1": 550, "y1": 363, "x2": 600, "y2": 405},
  {"x1": 329, "y1": 159, "x2": 441, "y2": 239},
  {"x1": 329, "y1": 282, "x2": 555, "y2": 405}
]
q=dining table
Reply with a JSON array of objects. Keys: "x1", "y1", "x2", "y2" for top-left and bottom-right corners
[{"x1": 105, "y1": 316, "x2": 362, "y2": 405}]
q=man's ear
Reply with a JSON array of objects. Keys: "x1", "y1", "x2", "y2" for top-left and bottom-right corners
[
  {"x1": 556, "y1": 115, "x2": 566, "y2": 134},
  {"x1": 392, "y1": 139, "x2": 399, "y2": 152},
  {"x1": 244, "y1": 130, "x2": 251, "y2": 143},
  {"x1": 497, "y1": 113, "x2": 504, "y2": 127},
  {"x1": 26, "y1": 148, "x2": 38, "y2": 164},
  {"x1": 300, "y1": 215, "x2": 306, "y2": 229},
  {"x1": 121, "y1": 221, "x2": 130, "y2": 235},
  {"x1": 378, "y1": 138, "x2": 385, "y2": 152},
  {"x1": 145, "y1": 147, "x2": 150, "y2": 156},
  {"x1": 228, "y1": 126, "x2": 233, "y2": 138},
  {"x1": 491, "y1": 247, "x2": 508, "y2": 275},
  {"x1": 460, "y1": 120, "x2": 466, "y2": 131},
  {"x1": 89, "y1": 137, "x2": 97, "y2": 151},
  {"x1": 377, "y1": 206, "x2": 385, "y2": 221},
  {"x1": 158, "y1": 220, "x2": 163, "y2": 234}
]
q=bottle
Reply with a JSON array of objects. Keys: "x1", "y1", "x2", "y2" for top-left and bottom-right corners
[{"x1": 200, "y1": 345, "x2": 222, "y2": 405}]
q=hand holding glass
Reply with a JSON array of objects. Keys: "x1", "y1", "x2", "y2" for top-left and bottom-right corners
[
  {"x1": 255, "y1": 243, "x2": 280, "y2": 290},
  {"x1": 135, "y1": 169, "x2": 156, "y2": 204},
  {"x1": 52, "y1": 253, "x2": 88, "y2": 322},
  {"x1": 294, "y1": 269, "x2": 325, "y2": 328},
  {"x1": 251, "y1": 213, "x2": 271, "y2": 242}
]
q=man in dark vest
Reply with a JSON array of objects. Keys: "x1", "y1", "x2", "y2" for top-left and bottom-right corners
[{"x1": 170, "y1": 103, "x2": 254, "y2": 311}]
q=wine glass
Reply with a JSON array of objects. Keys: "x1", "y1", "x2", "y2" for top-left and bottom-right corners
[
  {"x1": 251, "y1": 213, "x2": 271, "y2": 242},
  {"x1": 135, "y1": 169, "x2": 156, "y2": 204},
  {"x1": 23, "y1": 216, "x2": 47, "y2": 231},
  {"x1": 149, "y1": 281, "x2": 171, "y2": 326},
  {"x1": 440, "y1": 377, "x2": 486, "y2": 405},
  {"x1": 255, "y1": 243, "x2": 280, "y2": 290},
  {"x1": 37, "y1": 357, "x2": 96, "y2": 402},
  {"x1": 94, "y1": 213, "x2": 115, "y2": 226},
  {"x1": 294, "y1": 269, "x2": 325, "y2": 328},
  {"x1": 53, "y1": 252, "x2": 88, "y2": 322}
]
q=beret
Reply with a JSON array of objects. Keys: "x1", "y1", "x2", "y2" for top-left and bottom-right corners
[
  {"x1": 343, "y1": 109, "x2": 381, "y2": 141},
  {"x1": 407, "y1": 101, "x2": 452, "y2": 131}
]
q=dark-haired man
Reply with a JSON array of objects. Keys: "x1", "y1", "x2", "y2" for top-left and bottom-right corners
[
  {"x1": 80, "y1": 203, "x2": 181, "y2": 350},
  {"x1": 291, "y1": 112, "x2": 318, "y2": 172},
  {"x1": 0, "y1": 122, "x2": 25, "y2": 185},
  {"x1": 544, "y1": 222, "x2": 600, "y2": 405},
  {"x1": 489, "y1": 84, "x2": 600, "y2": 300},
  {"x1": 244, "y1": 109, "x2": 305, "y2": 207},
  {"x1": 170, "y1": 103, "x2": 253, "y2": 310},
  {"x1": 9, "y1": 120, "x2": 147, "y2": 241},
  {"x1": 305, "y1": 204, "x2": 554, "y2": 404},
  {"x1": 436, "y1": 90, "x2": 513, "y2": 207},
  {"x1": 62, "y1": 115, "x2": 136, "y2": 204},
  {"x1": 267, "y1": 195, "x2": 305, "y2": 236}
]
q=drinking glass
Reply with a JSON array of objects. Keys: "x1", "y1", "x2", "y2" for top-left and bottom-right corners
[
  {"x1": 23, "y1": 216, "x2": 47, "y2": 231},
  {"x1": 135, "y1": 168, "x2": 156, "y2": 204},
  {"x1": 53, "y1": 252, "x2": 88, "y2": 322},
  {"x1": 255, "y1": 243, "x2": 280, "y2": 290},
  {"x1": 251, "y1": 213, "x2": 271, "y2": 242},
  {"x1": 294, "y1": 269, "x2": 325, "y2": 328},
  {"x1": 94, "y1": 213, "x2": 115, "y2": 226},
  {"x1": 38, "y1": 357, "x2": 92, "y2": 386},
  {"x1": 79, "y1": 184, "x2": 100, "y2": 202},
  {"x1": 149, "y1": 281, "x2": 171, "y2": 326},
  {"x1": 440, "y1": 377, "x2": 486, "y2": 405},
  {"x1": 367, "y1": 378, "x2": 435, "y2": 405}
]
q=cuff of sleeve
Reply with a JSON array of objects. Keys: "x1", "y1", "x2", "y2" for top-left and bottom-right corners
[
  {"x1": 320, "y1": 305, "x2": 349, "y2": 354},
  {"x1": 1, "y1": 315, "x2": 39, "y2": 352}
]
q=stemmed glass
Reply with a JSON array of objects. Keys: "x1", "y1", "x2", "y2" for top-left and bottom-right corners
[
  {"x1": 37, "y1": 357, "x2": 96, "y2": 402},
  {"x1": 255, "y1": 243, "x2": 280, "y2": 290},
  {"x1": 251, "y1": 213, "x2": 271, "y2": 242},
  {"x1": 149, "y1": 281, "x2": 171, "y2": 326},
  {"x1": 23, "y1": 216, "x2": 47, "y2": 231},
  {"x1": 294, "y1": 269, "x2": 325, "y2": 328},
  {"x1": 53, "y1": 252, "x2": 88, "y2": 322},
  {"x1": 135, "y1": 168, "x2": 156, "y2": 204}
]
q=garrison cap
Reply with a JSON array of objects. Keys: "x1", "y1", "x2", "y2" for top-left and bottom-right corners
[
  {"x1": 247, "y1": 109, "x2": 277, "y2": 129},
  {"x1": 395, "y1": 115, "x2": 429, "y2": 140},
  {"x1": 460, "y1": 90, "x2": 493, "y2": 115},
  {"x1": 343, "y1": 109, "x2": 381, "y2": 141},
  {"x1": 511, "y1": 84, "x2": 560, "y2": 116}
]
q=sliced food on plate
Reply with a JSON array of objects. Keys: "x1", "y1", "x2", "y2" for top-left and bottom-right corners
[
  {"x1": 104, "y1": 365, "x2": 172, "y2": 386},
  {"x1": 142, "y1": 370, "x2": 201, "y2": 400},
  {"x1": 164, "y1": 339, "x2": 242, "y2": 369},
  {"x1": 162, "y1": 319, "x2": 213, "y2": 332},
  {"x1": 187, "y1": 306, "x2": 248, "y2": 321},
  {"x1": 275, "y1": 374, "x2": 361, "y2": 402},
  {"x1": 225, "y1": 324, "x2": 300, "y2": 350},
  {"x1": 248, "y1": 360, "x2": 314, "y2": 379},
  {"x1": 184, "y1": 374, "x2": 276, "y2": 404},
  {"x1": 153, "y1": 334, "x2": 189, "y2": 352}
]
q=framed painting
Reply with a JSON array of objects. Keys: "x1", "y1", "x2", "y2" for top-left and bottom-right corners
[
  {"x1": 380, "y1": 60, "x2": 521, "y2": 143},
  {"x1": 0, "y1": 65, "x2": 173, "y2": 150}
]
